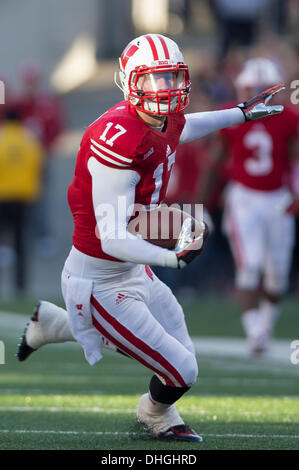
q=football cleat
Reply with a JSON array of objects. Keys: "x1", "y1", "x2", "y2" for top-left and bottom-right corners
[
  {"x1": 137, "y1": 393, "x2": 187, "y2": 438},
  {"x1": 241, "y1": 310, "x2": 270, "y2": 356},
  {"x1": 17, "y1": 302, "x2": 40, "y2": 361},
  {"x1": 159, "y1": 424, "x2": 203, "y2": 443}
]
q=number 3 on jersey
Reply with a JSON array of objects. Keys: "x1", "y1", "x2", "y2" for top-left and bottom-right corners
[
  {"x1": 99, "y1": 122, "x2": 127, "y2": 147},
  {"x1": 243, "y1": 125, "x2": 273, "y2": 176}
]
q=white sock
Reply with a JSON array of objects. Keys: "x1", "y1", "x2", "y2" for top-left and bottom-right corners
[
  {"x1": 39, "y1": 301, "x2": 75, "y2": 343},
  {"x1": 137, "y1": 393, "x2": 184, "y2": 434},
  {"x1": 242, "y1": 308, "x2": 264, "y2": 339},
  {"x1": 148, "y1": 392, "x2": 172, "y2": 412},
  {"x1": 259, "y1": 300, "x2": 280, "y2": 334}
]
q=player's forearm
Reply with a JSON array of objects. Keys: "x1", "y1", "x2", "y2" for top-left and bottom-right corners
[
  {"x1": 101, "y1": 233, "x2": 177, "y2": 267},
  {"x1": 180, "y1": 108, "x2": 244, "y2": 144},
  {"x1": 89, "y1": 157, "x2": 177, "y2": 268}
]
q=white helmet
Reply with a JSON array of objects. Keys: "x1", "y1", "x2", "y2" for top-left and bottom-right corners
[
  {"x1": 235, "y1": 57, "x2": 283, "y2": 89},
  {"x1": 115, "y1": 34, "x2": 191, "y2": 116}
]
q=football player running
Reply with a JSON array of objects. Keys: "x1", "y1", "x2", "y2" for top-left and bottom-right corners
[
  {"x1": 199, "y1": 57, "x2": 299, "y2": 355},
  {"x1": 17, "y1": 35, "x2": 284, "y2": 442}
]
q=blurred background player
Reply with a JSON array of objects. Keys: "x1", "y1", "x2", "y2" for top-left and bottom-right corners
[
  {"x1": 199, "y1": 57, "x2": 299, "y2": 354},
  {"x1": 14, "y1": 60, "x2": 66, "y2": 255},
  {"x1": 0, "y1": 107, "x2": 44, "y2": 293},
  {"x1": 16, "y1": 60, "x2": 65, "y2": 153}
]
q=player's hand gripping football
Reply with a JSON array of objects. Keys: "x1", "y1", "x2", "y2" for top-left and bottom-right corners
[
  {"x1": 174, "y1": 218, "x2": 209, "y2": 269},
  {"x1": 237, "y1": 84, "x2": 285, "y2": 121}
]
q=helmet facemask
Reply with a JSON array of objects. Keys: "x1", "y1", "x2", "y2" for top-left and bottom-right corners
[{"x1": 127, "y1": 64, "x2": 190, "y2": 115}]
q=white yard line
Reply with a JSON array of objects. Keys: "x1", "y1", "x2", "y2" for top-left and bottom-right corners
[
  {"x1": 1, "y1": 311, "x2": 32, "y2": 336},
  {"x1": 0, "y1": 406, "x2": 136, "y2": 413},
  {"x1": 0, "y1": 429, "x2": 298, "y2": 439},
  {"x1": 0, "y1": 407, "x2": 293, "y2": 419},
  {"x1": 205, "y1": 433, "x2": 299, "y2": 439},
  {"x1": 192, "y1": 337, "x2": 295, "y2": 364}
]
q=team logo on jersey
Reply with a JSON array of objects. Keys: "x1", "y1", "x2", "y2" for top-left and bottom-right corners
[
  {"x1": 166, "y1": 145, "x2": 172, "y2": 157},
  {"x1": 76, "y1": 304, "x2": 84, "y2": 317},
  {"x1": 144, "y1": 147, "x2": 154, "y2": 160},
  {"x1": 115, "y1": 293, "x2": 128, "y2": 305}
]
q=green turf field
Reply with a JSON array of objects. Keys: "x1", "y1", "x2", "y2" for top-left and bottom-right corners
[{"x1": 0, "y1": 296, "x2": 299, "y2": 450}]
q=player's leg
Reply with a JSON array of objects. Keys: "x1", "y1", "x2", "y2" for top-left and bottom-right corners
[
  {"x1": 258, "y1": 290, "x2": 280, "y2": 344},
  {"x1": 261, "y1": 208, "x2": 295, "y2": 337},
  {"x1": 17, "y1": 300, "x2": 75, "y2": 361},
  {"x1": 223, "y1": 184, "x2": 265, "y2": 353},
  {"x1": 89, "y1": 265, "x2": 201, "y2": 442},
  {"x1": 136, "y1": 266, "x2": 200, "y2": 441},
  {"x1": 17, "y1": 288, "x2": 121, "y2": 361},
  {"x1": 146, "y1": 266, "x2": 195, "y2": 353}
]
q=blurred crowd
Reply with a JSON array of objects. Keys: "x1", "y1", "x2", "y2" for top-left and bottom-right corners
[{"x1": 0, "y1": 61, "x2": 65, "y2": 292}]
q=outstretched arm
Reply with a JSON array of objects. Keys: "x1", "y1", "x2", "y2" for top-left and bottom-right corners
[
  {"x1": 180, "y1": 84, "x2": 285, "y2": 144},
  {"x1": 180, "y1": 107, "x2": 244, "y2": 144}
]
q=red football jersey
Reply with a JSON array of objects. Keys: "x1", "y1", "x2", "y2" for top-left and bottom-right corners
[
  {"x1": 220, "y1": 105, "x2": 299, "y2": 191},
  {"x1": 68, "y1": 100, "x2": 186, "y2": 260}
]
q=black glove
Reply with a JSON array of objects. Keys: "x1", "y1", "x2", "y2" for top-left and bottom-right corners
[{"x1": 237, "y1": 84, "x2": 285, "y2": 121}]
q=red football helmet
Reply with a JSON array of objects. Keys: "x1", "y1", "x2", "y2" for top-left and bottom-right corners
[{"x1": 115, "y1": 34, "x2": 191, "y2": 116}]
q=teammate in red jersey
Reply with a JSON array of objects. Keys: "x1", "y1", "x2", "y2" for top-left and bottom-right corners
[
  {"x1": 15, "y1": 60, "x2": 65, "y2": 151},
  {"x1": 200, "y1": 57, "x2": 299, "y2": 355},
  {"x1": 17, "y1": 36, "x2": 284, "y2": 442}
]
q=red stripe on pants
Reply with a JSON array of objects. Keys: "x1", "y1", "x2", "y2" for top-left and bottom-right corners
[{"x1": 91, "y1": 295, "x2": 187, "y2": 387}]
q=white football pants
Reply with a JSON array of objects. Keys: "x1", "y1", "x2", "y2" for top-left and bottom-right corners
[
  {"x1": 61, "y1": 250, "x2": 197, "y2": 388},
  {"x1": 223, "y1": 182, "x2": 295, "y2": 294}
]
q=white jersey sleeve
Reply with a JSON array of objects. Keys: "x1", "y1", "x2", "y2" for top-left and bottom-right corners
[
  {"x1": 180, "y1": 107, "x2": 245, "y2": 144},
  {"x1": 87, "y1": 157, "x2": 177, "y2": 267}
]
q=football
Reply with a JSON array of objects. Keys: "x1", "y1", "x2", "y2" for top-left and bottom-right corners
[{"x1": 127, "y1": 204, "x2": 204, "y2": 250}]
